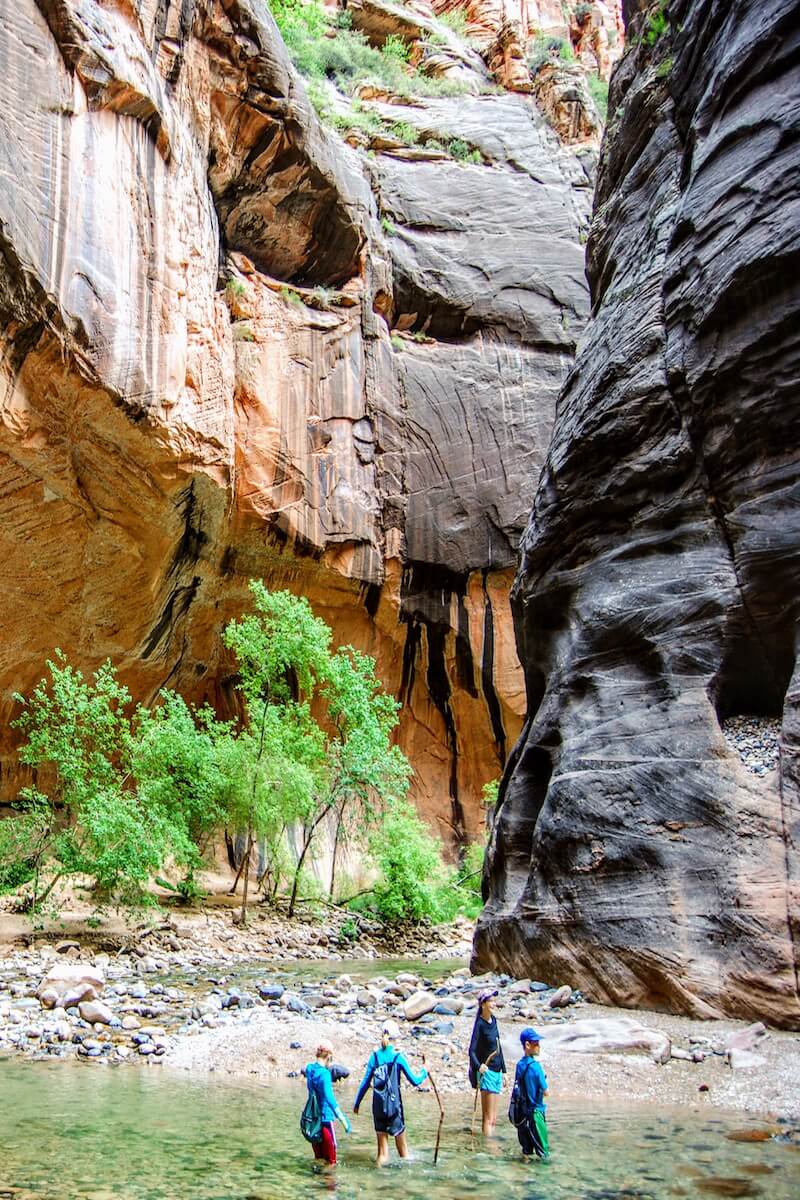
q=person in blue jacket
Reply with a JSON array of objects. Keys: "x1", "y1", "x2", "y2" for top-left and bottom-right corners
[
  {"x1": 512, "y1": 1027, "x2": 550, "y2": 1159},
  {"x1": 305, "y1": 1040, "x2": 352, "y2": 1167},
  {"x1": 353, "y1": 1019, "x2": 428, "y2": 1165}
]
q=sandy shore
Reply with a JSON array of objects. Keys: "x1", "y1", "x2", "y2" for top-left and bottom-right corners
[{"x1": 166, "y1": 992, "x2": 800, "y2": 1123}]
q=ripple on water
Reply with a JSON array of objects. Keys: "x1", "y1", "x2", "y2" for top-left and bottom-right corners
[{"x1": 0, "y1": 1061, "x2": 798, "y2": 1200}]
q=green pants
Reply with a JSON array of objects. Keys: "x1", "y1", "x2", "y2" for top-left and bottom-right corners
[{"x1": 518, "y1": 1110, "x2": 549, "y2": 1158}]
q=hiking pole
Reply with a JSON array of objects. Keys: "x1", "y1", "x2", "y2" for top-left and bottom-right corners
[
  {"x1": 471, "y1": 1048, "x2": 499, "y2": 1137},
  {"x1": 422, "y1": 1056, "x2": 445, "y2": 1165}
]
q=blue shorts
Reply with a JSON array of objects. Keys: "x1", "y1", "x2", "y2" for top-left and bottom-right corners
[{"x1": 480, "y1": 1067, "x2": 503, "y2": 1093}]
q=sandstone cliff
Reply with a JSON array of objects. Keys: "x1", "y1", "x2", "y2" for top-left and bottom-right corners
[
  {"x1": 475, "y1": 0, "x2": 800, "y2": 1026},
  {"x1": 0, "y1": 0, "x2": 596, "y2": 844}
]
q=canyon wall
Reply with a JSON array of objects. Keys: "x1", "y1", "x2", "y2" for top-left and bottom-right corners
[
  {"x1": 475, "y1": 0, "x2": 800, "y2": 1026},
  {"x1": 0, "y1": 0, "x2": 595, "y2": 845}
]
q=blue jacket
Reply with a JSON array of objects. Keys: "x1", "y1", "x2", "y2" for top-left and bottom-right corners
[
  {"x1": 354, "y1": 1045, "x2": 427, "y2": 1111},
  {"x1": 514, "y1": 1056, "x2": 547, "y2": 1112},
  {"x1": 305, "y1": 1061, "x2": 340, "y2": 1124}
]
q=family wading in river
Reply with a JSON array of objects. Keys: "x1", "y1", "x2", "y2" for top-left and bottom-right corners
[{"x1": 300, "y1": 987, "x2": 550, "y2": 1169}]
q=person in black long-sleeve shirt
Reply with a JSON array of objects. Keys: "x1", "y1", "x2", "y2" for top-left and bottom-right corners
[{"x1": 468, "y1": 987, "x2": 506, "y2": 1135}]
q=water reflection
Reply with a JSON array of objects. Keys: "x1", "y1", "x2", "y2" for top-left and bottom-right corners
[{"x1": 0, "y1": 1060, "x2": 796, "y2": 1200}]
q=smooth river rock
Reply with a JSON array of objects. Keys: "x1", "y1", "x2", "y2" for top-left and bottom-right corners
[
  {"x1": 78, "y1": 1000, "x2": 115, "y2": 1026},
  {"x1": 37, "y1": 965, "x2": 104, "y2": 1010},
  {"x1": 540, "y1": 1017, "x2": 671, "y2": 1064},
  {"x1": 403, "y1": 990, "x2": 438, "y2": 1021}
]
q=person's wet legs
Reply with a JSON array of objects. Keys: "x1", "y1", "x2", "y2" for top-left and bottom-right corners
[
  {"x1": 394, "y1": 1131, "x2": 409, "y2": 1159},
  {"x1": 313, "y1": 1124, "x2": 337, "y2": 1166},
  {"x1": 481, "y1": 1090, "x2": 499, "y2": 1136},
  {"x1": 517, "y1": 1115, "x2": 548, "y2": 1159},
  {"x1": 375, "y1": 1132, "x2": 390, "y2": 1166}
]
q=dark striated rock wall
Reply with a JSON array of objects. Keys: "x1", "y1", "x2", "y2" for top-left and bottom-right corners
[{"x1": 474, "y1": 0, "x2": 800, "y2": 1026}]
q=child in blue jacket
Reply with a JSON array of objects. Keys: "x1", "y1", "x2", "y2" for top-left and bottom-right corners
[
  {"x1": 512, "y1": 1027, "x2": 550, "y2": 1159},
  {"x1": 305, "y1": 1040, "x2": 351, "y2": 1166}
]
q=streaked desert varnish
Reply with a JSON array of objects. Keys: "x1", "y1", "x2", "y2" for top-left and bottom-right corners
[{"x1": 0, "y1": 0, "x2": 595, "y2": 843}]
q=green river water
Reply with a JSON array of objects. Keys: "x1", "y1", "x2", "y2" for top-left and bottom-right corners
[
  {"x1": 1, "y1": 1058, "x2": 797, "y2": 1200},
  {"x1": 161, "y1": 955, "x2": 471, "y2": 991}
]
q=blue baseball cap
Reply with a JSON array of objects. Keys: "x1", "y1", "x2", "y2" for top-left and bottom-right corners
[{"x1": 520, "y1": 1027, "x2": 543, "y2": 1045}]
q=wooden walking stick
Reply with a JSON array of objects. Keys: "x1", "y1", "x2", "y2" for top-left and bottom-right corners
[
  {"x1": 423, "y1": 1057, "x2": 446, "y2": 1165},
  {"x1": 471, "y1": 1047, "x2": 499, "y2": 1136}
]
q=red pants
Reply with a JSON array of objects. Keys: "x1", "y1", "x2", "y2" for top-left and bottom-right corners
[{"x1": 313, "y1": 1123, "x2": 337, "y2": 1165}]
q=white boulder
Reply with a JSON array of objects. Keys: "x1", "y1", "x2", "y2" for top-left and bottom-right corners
[
  {"x1": 37, "y1": 964, "x2": 104, "y2": 1009},
  {"x1": 78, "y1": 1000, "x2": 115, "y2": 1025},
  {"x1": 542, "y1": 1016, "x2": 671, "y2": 1063},
  {"x1": 548, "y1": 985, "x2": 573, "y2": 1009}
]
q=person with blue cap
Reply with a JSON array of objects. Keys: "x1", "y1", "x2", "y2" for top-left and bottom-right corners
[{"x1": 509, "y1": 1027, "x2": 549, "y2": 1159}]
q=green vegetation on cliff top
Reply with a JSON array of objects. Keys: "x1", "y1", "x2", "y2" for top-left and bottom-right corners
[{"x1": 267, "y1": 0, "x2": 470, "y2": 101}]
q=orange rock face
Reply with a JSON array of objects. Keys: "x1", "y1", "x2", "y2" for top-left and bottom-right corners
[
  {"x1": 530, "y1": 59, "x2": 601, "y2": 143},
  {"x1": 429, "y1": 2, "x2": 622, "y2": 131},
  {"x1": 0, "y1": 0, "x2": 592, "y2": 846},
  {"x1": 570, "y1": 2, "x2": 625, "y2": 79},
  {"x1": 433, "y1": 0, "x2": 623, "y2": 77}
]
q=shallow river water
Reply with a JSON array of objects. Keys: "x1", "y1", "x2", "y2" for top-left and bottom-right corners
[
  {"x1": 1, "y1": 1059, "x2": 797, "y2": 1200},
  {"x1": 160, "y1": 955, "x2": 469, "y2": 993}
]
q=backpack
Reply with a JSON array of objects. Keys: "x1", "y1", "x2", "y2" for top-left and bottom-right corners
[
  {"x1": 508, "y1": 1060, "x2": 534, "y2": 1128},
  {"x1": 371, "y1": 1052, "x2": 402, "y2": 1125},
  {"x1": 300, "y1": 1086, "x2": 323, "y2": 1143}
]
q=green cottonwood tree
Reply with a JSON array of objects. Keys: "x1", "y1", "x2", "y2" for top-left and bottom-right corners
[
  {"x1": 222, "y1": 581, "x2": 412, "y2": 919},
  {"x1": 8, "y1": 654, "x2": 183, "y2": 910},
  {"x1": 319, "y1": 645, "x2": 411, "y2": 904},
  {"x1": 131, "y1": 692, "x2": 235, "y2": 898},
  {"x1": 222, "y1": 583, "x2": 330, "y2": 923},
  {"x1": 368, "y1": 799, "x2": 451, "y2": 923}
]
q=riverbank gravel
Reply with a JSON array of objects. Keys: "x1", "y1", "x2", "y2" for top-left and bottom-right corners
[
  {"x1": 1, "y1": 915, "x2": 798, "y2": 1126},
  {"x1": 721, "y1": 715, "x2": 782, "y2": 775},
  {"x1": 166, "y1": 981, "x2": 800, "y2": 1124}
]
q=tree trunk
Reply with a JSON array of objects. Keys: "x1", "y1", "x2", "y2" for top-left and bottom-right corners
[
  {"x1": 263, "y1": 823, "x2": 287, "y2": 901},
  {"x1": 288, "y1": 800, "x2": 336, "y2": 916},
  {"x1": 35, "y1": 869, "x2": 65, "y2": 910},
  {"x1": 239, "y1": 827, "x2": 252, "y2": 926},
  {"x1": 328, "y1": 803, "x2": 345, "y2": 900},
  {"x1": 229, "y1": 849, "x2": 246, "y2": 895},
  {"x1": 288, "y1": 829, "x2": 312, "y2": 918}
]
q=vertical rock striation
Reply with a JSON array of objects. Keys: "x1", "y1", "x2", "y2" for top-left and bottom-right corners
[{"x1": 475, "y1": 0, "x2": 800, "y2": 1025}]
